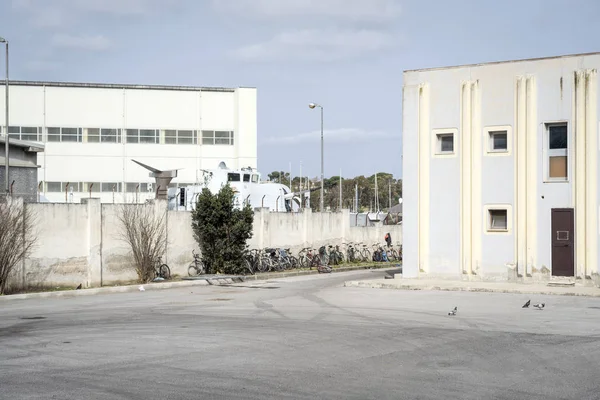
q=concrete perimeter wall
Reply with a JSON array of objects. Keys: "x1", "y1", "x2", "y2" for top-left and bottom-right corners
[{"x1": 7, "y1": 199, "x2": 402, "y2": 291}]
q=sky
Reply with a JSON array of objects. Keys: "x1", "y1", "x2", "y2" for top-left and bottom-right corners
[{"x1": 1, "y1": 0, "x2": 600, "y2": 180}]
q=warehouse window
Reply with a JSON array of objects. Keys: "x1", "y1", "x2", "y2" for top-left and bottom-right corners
[
  {"x1": 140, "y1": 129, "x2": 158, "y2": 144},
  {"x1": 46, "y1": 127, "x2": 81, "y2": 142},
  {"x1": 126, "y1": 129, "x2": 139, "y2": 143},
  {"x1": 62, "y1": 128, "x2": 82, "y2": 142},
  {"x1": 83, "y1": 182, "x2": 100, "y2": 192},
  {"x1": 21, "y1": 127, "x2": 41, "y2": 141},
  {"x1": 162, "y1": 129, "x2": 198, "y2": 145},
  {"x1": 165, "y1": 130, "x2": 177, "y2": 144},
  {"x1": 436, "y1": 133, "x2": 454, "y2": 154},
  {"x1": 546, "y1": 123, "x2": 568, "y2": 181},
  {"x1": 3, "y1": 126, "x2": 42, "y2": 141},
  {"x1": 47, "y1": 127, "x2": 61, "y2": 142},
  {"x1": 202, "y1": 130, "x2": 234, "y2": 145},
  {"x1": 178, "y1": 130, "x2": 197, "y2": 145},
  {"x1": 101, "y1": 128, "x2": 121, "y2": 143},
  {"x1": 87, "y1": 128, "x2": 100, "y2": 143},
  {"x1": 46, "y1": 182, "x2": 62, "y2": 192},
  {"x1": 101, "y1": 182, "x2": 121, "y2": 192}
]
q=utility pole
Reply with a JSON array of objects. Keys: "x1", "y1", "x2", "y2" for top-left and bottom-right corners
[
  {"x1": 355, "y1": 183, "x2": 358, "y2": 212},
  {"x1": 388, "y1": 179, "x2": 392, "y2": 210},
  {"x1": 299, "y1": 161, "x2": 302, "y2": 208},
  {"x1": 374, "y1": 173, "x2": 379, "y2": 212},
  {"x1": 339, "y1": 168, "x2": 342, "y2": 211}
]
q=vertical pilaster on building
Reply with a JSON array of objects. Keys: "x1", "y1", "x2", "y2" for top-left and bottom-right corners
[{"x1": 417, "y1": 83, "x2": 430, "y2": 276}]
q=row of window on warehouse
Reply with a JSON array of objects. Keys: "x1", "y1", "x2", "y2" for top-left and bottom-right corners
[
  {"x1": 1, "y1": 126, "x2": 234, "y2": 145},
  {"x1": 41, "y1": 182, "x2": 195, "y2": 193}
]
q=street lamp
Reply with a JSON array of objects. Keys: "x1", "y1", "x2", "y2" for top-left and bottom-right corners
[
  {"x1": 0, "y1": 37, "x2": 8, "y2": 195},
  {"x1": 308, "y1": 102, "x2": 324, "y2": 213}
]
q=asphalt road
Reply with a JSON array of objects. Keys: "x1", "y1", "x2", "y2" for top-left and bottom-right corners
[{"x1": 2, "y1": 269, "x2": 600, "y2": 400}]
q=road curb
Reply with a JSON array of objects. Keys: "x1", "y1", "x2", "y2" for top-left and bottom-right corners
[
  {"x1": 343, "y1": 280, "x2": 600, "y2": 297},
  {"x1": 242, "y1": 264, "x2": 397, "y2": 281},
  {"x1": 0, "y1": 264, "x2": 397, "y2": 301}
]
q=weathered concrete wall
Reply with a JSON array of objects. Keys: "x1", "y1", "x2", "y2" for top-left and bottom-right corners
[
  {"x1": 23, "y1": 203, "x2": 89, "y2": 288},
  {"x1": 6, "y1": 201, "x2": 402, "y2": 291}
]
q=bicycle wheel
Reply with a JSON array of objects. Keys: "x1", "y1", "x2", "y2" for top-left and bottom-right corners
[
  {"x1": 158, "y1": 264, "x2": 171, "y2": 279},
  {"x1": 289, "y1": 256, "x2": 299, "y2": 269},
  {"x1": 258, "y1": 256, "x2": 270, "y2": 273},
  {"x1": 362, "y1": 250, "x2": 371, "y2": 262},
  {"x1": 243, "y1": 258, "x2": 254, "y2": 275},
  {"x1": 311, "y1": 255, "x2": 321, "y2": 269}
]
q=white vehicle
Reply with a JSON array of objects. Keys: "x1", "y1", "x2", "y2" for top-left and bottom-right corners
[{"x1": 167, "y1": 162, "x2": 311, "y2": 212}]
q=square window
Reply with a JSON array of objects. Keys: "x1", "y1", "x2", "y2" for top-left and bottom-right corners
[
  {"x1": 436, "y1": 134, "x2": 454, "y2": 154},
  {"x1": 489, "y1": 209, "x2": 508, "y2": 231},
  {"x1": 489, "y1": 131, "x2": 507, "y2": 151}
]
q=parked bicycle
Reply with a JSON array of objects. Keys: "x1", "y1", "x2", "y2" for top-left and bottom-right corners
[
  {"x1": 154, "y1": 256, "x2": 171, "y2": 280},
  {"x1": 188, "y1": 249, "x2": 205, "y2": 276}
]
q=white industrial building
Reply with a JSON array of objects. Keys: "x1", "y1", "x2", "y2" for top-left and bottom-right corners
[
  {"x1": 402, "y1": 52, "x2": 599, "y2": 283},
  {"x1": 0, "y1": 80, "x2": 257, "y2": 203}
]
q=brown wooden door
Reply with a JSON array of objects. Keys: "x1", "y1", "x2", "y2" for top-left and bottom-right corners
[{"x1": 551, "y1": 208, "x2": 575, "y2": 277}]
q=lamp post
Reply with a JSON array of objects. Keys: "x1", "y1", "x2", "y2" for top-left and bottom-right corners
[
  {"x1": 0, "y1": 37, "x2": 7, "y2": 195},
  {"x1": 309, "y1": 102, "x2": 324, "y2": 213}
]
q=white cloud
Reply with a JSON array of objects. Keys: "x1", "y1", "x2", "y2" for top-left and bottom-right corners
[
  {"x1": 231, "y1": 28, "x2": 396, "y2": 62},
  {"x1": 213, "y1": 0, "x2": 401, "y2": 22},
  {"x1": 264, "y1": 128, "x2": 398, "y2": 145},
  {"x1": 51, "y1": 34, "x2": 111, "y2": 51},
  {"x1": 12, "y1": 0, "x2": 175, "y2": 28}
]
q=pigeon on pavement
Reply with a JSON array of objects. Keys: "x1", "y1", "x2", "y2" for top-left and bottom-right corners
[
  {"x1": 533, "y1": 303, "x2": 545, "y2": 310},
  {"x1": 448, "y1": 306, "x2": 457, "y2": 316},
  {"x1": 522, "y1": 299, "x2": 531, "y2": 308},
  {"x1": 76, "y1": 283, "x2": 82, "y2": 290}
]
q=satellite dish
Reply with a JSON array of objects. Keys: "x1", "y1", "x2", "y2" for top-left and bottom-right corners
[{"x1": 398, "y1": 198, "x2": 403, "y2": 204}]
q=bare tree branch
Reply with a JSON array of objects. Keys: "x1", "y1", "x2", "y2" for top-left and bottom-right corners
[
  {"x1": 116, "y1": 203, "x2": 167, "y2": 283},
  {"x1": 0, "y1": 196, "x2": 39, "y2": 295}
]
